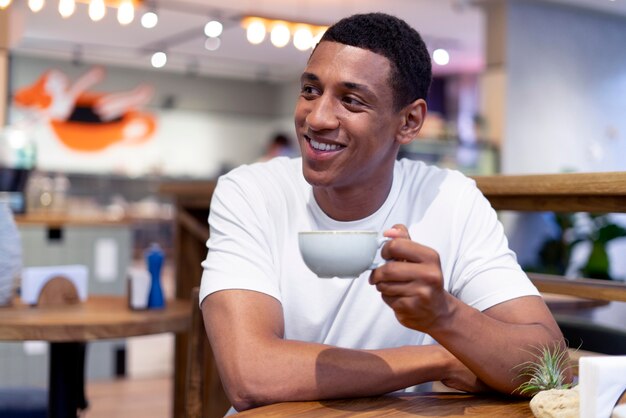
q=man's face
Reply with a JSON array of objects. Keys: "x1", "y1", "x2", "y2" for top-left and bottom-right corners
[{"x1": 295, "y1": 41, "x2": 404, "y2": 192}]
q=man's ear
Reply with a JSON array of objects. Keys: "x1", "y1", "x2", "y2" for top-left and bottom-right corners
[{"x1": 396, "y1": 99, "x2": 427, "y2": 145}]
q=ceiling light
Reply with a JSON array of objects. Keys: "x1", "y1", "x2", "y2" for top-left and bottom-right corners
[
  {"x1": 433, "y1": 48, "x2": 450, "y2": 66},
  {"x1": 293, "y1": 25, "x2": 313, "y2": 51},
  {"x1": 204, "y1": 20, "x2": 223, "y2": 38},
  {"x1": 151, "y1": 51, "x2": 167, "y2": 68},
  {"x1": 88, "y1": 0, "x2": 106, "y2": 21},
  {"x1": 242, "y1": 16, "x2": 328, "y2": 50},
  {"x1": 245, "y1": 19, "x2": 266, "y2": 45},
  {"x1": 58, "y1": 0, "x2": 75, "y2": 17},
  {"x1": 141, "y1": 11, "x2": 158, "y2": 28},
  {"x1": 28, "y1": 0, "x2": 45, "y2": 12},
  {"x1": 270, "y1": 22, "x2": 290, "y2": 48},
  {"x1": 313, "y1": 28, "x2": 325, "y2": 46},
  {"x1": 117, "y1": 0, "x2": 134, "y2": 25},
  {"x1": 0, "y1": 0, "x2": 11, "y2": 9},
  {"x1": 204, "y1": 37, "x2": 221, "y2": 51}
]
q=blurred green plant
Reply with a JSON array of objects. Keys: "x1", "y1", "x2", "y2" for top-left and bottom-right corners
[{"x1": 527, "y1": 212, "x2": 626, "y2": 280}]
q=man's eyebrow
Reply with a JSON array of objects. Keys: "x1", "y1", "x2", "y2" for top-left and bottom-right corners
[
  {"x1": 342, "y1": 81, "x2": 375, "y2": 96},
  {"x1": 301, "y1": 72, "x2": 318, "y2": 82},
  {"x1": 301, "y1": 72, "x2": 375, "y2": 96}
]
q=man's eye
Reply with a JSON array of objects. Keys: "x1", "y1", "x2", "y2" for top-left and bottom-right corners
[
  {"x1": 343, "y1": 96, "x2": 364, "y2": 107},
  {"x1": 301, "y1": 85, "x2": 320, "y2": 96}
]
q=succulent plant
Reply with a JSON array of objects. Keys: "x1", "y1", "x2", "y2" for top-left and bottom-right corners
[{"x1": 514, "y1": 342, "x2": 574, "y2": 396}]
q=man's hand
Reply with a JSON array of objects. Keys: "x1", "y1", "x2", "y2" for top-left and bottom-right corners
[
  {"x1": 369, "y1": 225, "x2": 567, "y2": 395},
  {"x1": 440, "y1": 355, "x2": 491, "y2": 393},
  {"x1": 369, "y1": 224, "x2": 454, "y2": 332}
]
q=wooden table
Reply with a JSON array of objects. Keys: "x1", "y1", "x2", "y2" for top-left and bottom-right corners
[
  {"x1": 0, "y1": 296, "x2": 191, "y2": 418},
  {"x1": 233, "y1": 392, "x2": 533, "y2": 417}
]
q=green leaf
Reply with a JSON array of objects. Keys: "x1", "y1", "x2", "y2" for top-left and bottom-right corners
[{"x1": 596, "y1": 223, "x2": 626, "y2": 244}]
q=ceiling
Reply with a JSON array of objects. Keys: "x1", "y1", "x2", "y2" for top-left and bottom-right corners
[{"x1": 4, "y1": 0, "x2": 626, "y2": 83}]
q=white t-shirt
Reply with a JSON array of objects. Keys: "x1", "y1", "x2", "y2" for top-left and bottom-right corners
[{"x1": 200, "y1": 157, "x2": 538, "y2": 350}]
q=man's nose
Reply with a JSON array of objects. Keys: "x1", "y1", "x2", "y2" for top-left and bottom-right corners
[{"x1": 306, "y1": 95, "x2": 339, "y2": 131}]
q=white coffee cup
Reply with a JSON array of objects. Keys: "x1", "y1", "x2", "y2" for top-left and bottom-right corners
[{"x1": 298, "y1": 230, "x2": 388, "y2": 278}]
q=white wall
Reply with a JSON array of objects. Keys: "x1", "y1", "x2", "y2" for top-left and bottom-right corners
[{"x1": 504, "y1": 1, "x2": 626, "y2": 174}]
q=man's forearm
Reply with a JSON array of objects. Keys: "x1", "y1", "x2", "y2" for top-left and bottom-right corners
[
  {"x1": 428, "y1": 295, "x2": 566, "y2": 394},
  {"x1": 217, "y1": 338, "x2": 450, "y2": 411}
]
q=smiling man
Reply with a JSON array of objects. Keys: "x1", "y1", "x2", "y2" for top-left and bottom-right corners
[{"x1": 200, "y1": 13, "x2": 568, "y2": 413}]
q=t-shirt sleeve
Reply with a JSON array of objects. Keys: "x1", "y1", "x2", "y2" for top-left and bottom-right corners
[
  {"x1": 448, "y1": 180, "x2": 540, "y2": 311},
  {"x1": 199, "y1": 174, "x2": 281, "y2": 307}
]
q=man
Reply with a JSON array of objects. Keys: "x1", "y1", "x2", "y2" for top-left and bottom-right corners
[{"x1": 200, "y1": 12, "x2": 567, "y2": 412}]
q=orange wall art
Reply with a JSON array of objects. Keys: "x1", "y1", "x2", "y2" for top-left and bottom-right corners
[{"x1": 13, "y1": 66, "x2": 156, "y2": 152}]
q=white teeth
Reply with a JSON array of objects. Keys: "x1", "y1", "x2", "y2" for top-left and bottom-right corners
[{"x1": 310, "y1": 138, "x2": 340, "y2": 151}]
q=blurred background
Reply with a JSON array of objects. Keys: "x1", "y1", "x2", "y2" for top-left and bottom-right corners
[{"x1": 1, "y1": 0, "x2": 626, "y2": 416}]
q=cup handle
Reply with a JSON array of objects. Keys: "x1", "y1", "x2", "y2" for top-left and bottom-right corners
[{"x1": 369, "y1": 237, "x2": 391, "y2": 270}]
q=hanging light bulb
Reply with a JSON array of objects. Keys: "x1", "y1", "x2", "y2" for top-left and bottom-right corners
[
  {"x1": 204, "y1": 20, "x2": 223, "y2": 38},
  {"x1": 270, "y1": 21, "x2": 290, "y2": 48},
  {"x1": 312, "y1": 27, "x2": 326, "y2": 46},
  {"x1": 151, "y1": 51, "x2": 167, "y2": 68},
  {"x1": 0, "y1": 0, "x2": 12, "y2": 10},
  {"x1": 246, "y1": 19, "x2": 266, "y2": 45},
  {"x1": 433, "y1": 48, "x2": 450, "y2": 66},
  {"x1": 89, "y1": 0, "x2": 106, "y2": 22},
  {"x1": 28, "y1": 0, "x2": 45, "y2": 12},
  {"x1": 293, "y1": 25, "x2": 313, "y2": 51},
  {"x1": 58, "y1": 0, "x2": 75, "y2": 18},
  {"x1": 204, "y1": 37, "x2": 221, "y2": 51},
  {"x1": 117, "y1": 0, "x2": 134, "y2": 25},
  {"x1": 141, "y1": 10, "x2": 158, "y2": 28}
]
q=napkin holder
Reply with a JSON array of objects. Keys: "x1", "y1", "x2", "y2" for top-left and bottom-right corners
[
  {"x1": 21, "y1": 265, "x2": 88, "y2": 306},
  {"x1": 579, "y1": 355, "x2": 626, "y2": 418}
]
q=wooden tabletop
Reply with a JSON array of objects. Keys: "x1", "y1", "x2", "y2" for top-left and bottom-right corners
[
  {"x1": 0, "y1": 296, "x2": 191, "y2": 341},
  {"x1": 13, "y1": 213, "x2": 133, "y2": 227},
  {"x1": 233, "y1": 392, "x2": 532, "y2": 417}
]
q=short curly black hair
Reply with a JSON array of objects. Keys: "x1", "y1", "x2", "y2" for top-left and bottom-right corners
[{"x1": 320, "y1": 12, "x2": 432, "y2": 111}]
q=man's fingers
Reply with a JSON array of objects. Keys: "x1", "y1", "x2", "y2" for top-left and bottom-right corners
[
  {"x1": 383, "y1": 224, "x2": 410, "y2": 239},
  {"x1": 369, "y1": 261, "x2": 441, "y2": 286},
  {"x1": 380, "y1": 239, "x2": 440, "y2": 265}
]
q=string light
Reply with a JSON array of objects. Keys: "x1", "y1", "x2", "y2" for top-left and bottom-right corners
[
  {"x1": 270, "y1": 21, "x2": 290, "y2": 48},
  {"x1": 151, "y1": 51, "x2": 167, "y2": 68},
  {"x1": 58, "y1": 0, "x2": 75, "y2": 18},
  {"x1": 244, "y1": 18, "x2": 266, "y2": 45},
  {"x1": 117, "y1": 0, "x2": 134, "y2": 25},
  {"x1": 88, "y1": 0, "x2": 106, "y2": 21},
  {"x1": 13, "y1": 0, "x2": 142, "y2": 24},
  {"x1": 204, "y1": 37, "x2": 221, "y2": 51},
  {"x1": 242, "y1": 16, "x2": 327, "y2": 50},
  {"x1": 293, "y1": 25, "x2": 314, "y2": 51},
  {"x1": 28, "y1": 0, "x2": 45, "y2": 12},
  {"x1": 0, "y1": 0, "x2": 11, "y2": 10},
  {"x1": 204, "y1": 20, "x2": 223, "y2": 38},
  {"x1": 141, "y1": 10, "x2": 158, "y2": 28},
  {"x1": 433, "y1": 48, "x2": 450, "y2": 66}
]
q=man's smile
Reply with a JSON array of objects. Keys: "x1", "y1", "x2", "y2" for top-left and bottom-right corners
[{"x1": 304, "y1": 134, "x2": 346, "y2": 154}]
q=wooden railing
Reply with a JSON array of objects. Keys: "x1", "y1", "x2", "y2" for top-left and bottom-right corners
[{"x1": 473, "y1": 172, "x2": 626, "y2": 302}]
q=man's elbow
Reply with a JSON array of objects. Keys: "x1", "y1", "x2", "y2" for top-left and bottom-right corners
[
  {"x1": 229, "y1": 391, "x2": 263, "y2": 413},
  {"x1": 223, "y1": 368, "x2": 285, "y2": 412}
]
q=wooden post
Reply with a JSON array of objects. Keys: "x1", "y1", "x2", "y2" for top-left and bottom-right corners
[
  {"x1": 159, "y1": 181, "x2": 219, "y2": 418},
  {"x1": 477, "y1": 0, "x2": 508, "y2": 148}
]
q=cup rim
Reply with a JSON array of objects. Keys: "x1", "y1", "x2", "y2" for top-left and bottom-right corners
[{"x1": 298, "y1": 230, "x2": 377, "y2": 235}]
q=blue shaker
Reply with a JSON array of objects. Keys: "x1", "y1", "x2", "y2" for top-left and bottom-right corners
[{"x1": 145, "y1": 243, "x2": 165, "y2": 309}]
